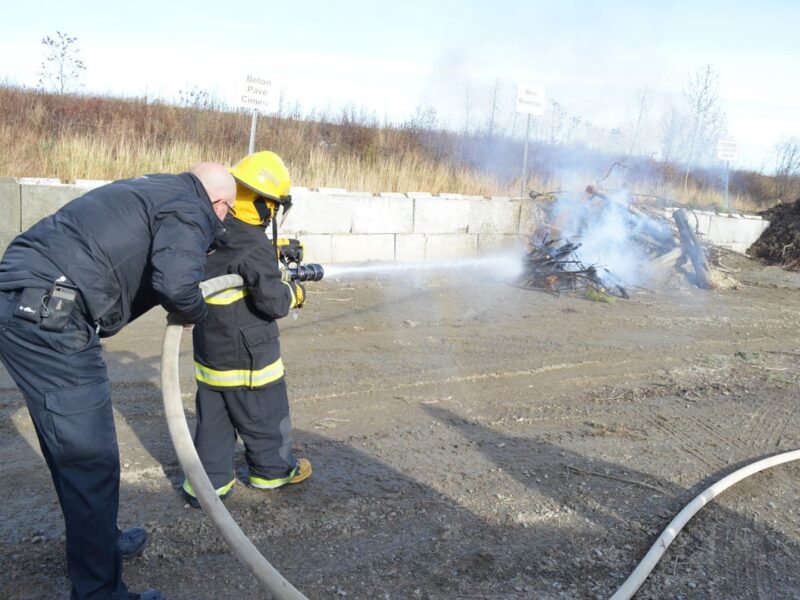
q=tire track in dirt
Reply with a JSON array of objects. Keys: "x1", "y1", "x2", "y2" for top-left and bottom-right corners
[{"x1": 737, "y1": 395, "x2": 799, "y2": 452}]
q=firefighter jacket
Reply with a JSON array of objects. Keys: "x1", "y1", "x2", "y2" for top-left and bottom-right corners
[
  {"x1": 0, "y1": 173, "x2": 225, "y2": 337},
  {"x1": 192, "y1": 216, "x2": 303, "y2": 391}
]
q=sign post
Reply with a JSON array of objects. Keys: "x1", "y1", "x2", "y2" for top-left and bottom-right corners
[
  {"x1": 516, "y1": 83, "x2": 546, "y2": 198},
  {"x1": 717, "y1": 140, "x2": 739, "y2": 210},
  {"x1": 236, "y1": 75, "x2": 277, "y2": 154}
]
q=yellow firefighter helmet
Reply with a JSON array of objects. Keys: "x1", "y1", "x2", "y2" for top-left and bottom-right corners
[{"x1": 229, "y1": 151, "x2": 293, "y2": 226}]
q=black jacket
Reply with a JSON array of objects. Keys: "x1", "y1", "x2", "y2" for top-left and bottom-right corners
[
  {"x1": 192, "y1": 216, "x2": 301, "y2": 390},
  {"x1": 0, "y1": 173, "x2": 225, "y2": 336}
]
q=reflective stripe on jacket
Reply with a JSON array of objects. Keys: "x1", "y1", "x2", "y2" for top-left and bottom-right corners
[{"x1": 193, "y1": 216, "x2": 301, "y2": 391}]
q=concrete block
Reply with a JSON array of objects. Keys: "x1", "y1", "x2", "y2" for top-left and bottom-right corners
[
  {"x1": 413, "y1": 197, "x2": 471, "y2": 234},
  {"x1": 478, "y1": 234, "x2": 525, "y2": 254},
  {"x1": 20, "y1": 184, "x2": 85, "y2": 230},
  {"x1": 518, "y1": 199, "x2": 549, "y2": 234},
  {"x1": 738, "y1": 218, "x2": 770, "y2": 246},
  {"x1": 706, "y1": 215, "x2": 741, "y2": 244},
  {"x1": 352, "y1": 196, "x2": 413, "y2": 234},
  {"x1": 437, "y1": 193, "x2": 464, "y2": 200},
  {"x1": 490, "y1": 196, "x2": 513, "y2": 202},
  {"x1": 0, "y1": 178, "x2": 21, "y2": 232},
  {"x1": 424, "y1": 234, "x2": 478, "y2": 259},
  {"x1": 281, "y1": 193, "x2": 354, "y2": 234},
  {"x1": 295, "y1": 234, "x2": 332, "y2": 264},
  {"x1": 688, "y1": 211, "x2": 713, "y2": 239},
  {"x1": 331, "y1": 234, "x2": 395, "y2": 263},
  {"x1": 378, "y1": 192, "x2": 408, "y2": 198},
  {"x1": 18, "y1": 177, "x2": 61, "y2": 185},
  {"x1": 317, "y1": 187, "x2": 348, "y2": 195},
  {"x1": 407, "y1": 192, "x2": 432, "y2": 198},
  {"x1": 0, "y1": 231, "x2": 20, "y2": 255},
  {"x1": 395, "y1": 234, "x2": 426, "y2": 262},
  {"x1": 290, "y1": 186, "x2": 309, "y2": 195},
  {"x1": 74, "y1": 179, "x2": 111, "y2": 189},
  {"x1": 468, "y1": 199, "x2": 521, "y2": 234}
]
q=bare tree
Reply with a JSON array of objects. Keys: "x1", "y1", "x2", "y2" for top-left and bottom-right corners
[
  {"x1": 681, "y1": 64, "x2": 726, "y2": 193},
  {"x1": 463, "y1": 82, "x2": 472, "y2": 135},
  {"x1": 774, "y1": 137, "x2": 800, "y2": 200},
  {"x1": 37, "y1": 31, "x2": 86, "y2": 95},
  {"x1": 627, "y1": 85, "x2": 651, "y2": 157},
  {"x1": 485, "y1": 79, "x2": 501, "y2": 138},
  {"x1": 547, "y1": 100, "x2": 566, "y2": 144},
  {"x1": 659, "y1": 106, "x2": 684, "y2": 166}
]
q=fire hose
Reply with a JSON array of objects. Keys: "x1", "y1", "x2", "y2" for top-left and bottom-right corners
[
  {"x1": 161, "y1": 277, "x2": 796, "y2": 599},
  {"x1": 611, "y1": 448, "x2": 800, "y2": 599},
  {"x1": 161, "y1": 273, "x2": 309, "y2": 599}
]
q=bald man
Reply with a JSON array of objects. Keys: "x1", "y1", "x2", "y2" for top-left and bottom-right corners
[{"x1": 0, "y1": 164, "x2": 235, "y2": 600}]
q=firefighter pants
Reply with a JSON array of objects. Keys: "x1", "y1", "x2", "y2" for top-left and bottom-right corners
[
  {"x1": 193, "y1": 380, "x2": 296, "y2": 489},
  {"x1": 0, "y1": 290, "x2": 128, "y2": 600}
]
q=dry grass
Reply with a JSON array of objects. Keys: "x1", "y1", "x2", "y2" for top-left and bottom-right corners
[{"x1": 0, "y1": 84, "x2": 789, "y2": 212}]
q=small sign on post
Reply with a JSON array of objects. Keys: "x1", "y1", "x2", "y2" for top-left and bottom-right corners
[
  {"x1": 516, "y1": 83, "x2": 546, "y2": 198},
  {"x1": 516, "y1": 84, "x2": 546, "y2": 116},
  {"x1": 717, "y1": 140, "x2": 739, "y2": 162},
  {"x1": 236, "y1": 75, "x2": 277, "y2": 154},
  {"x1": 717, "y1": 139, "x2": 739, "y2": 209}
]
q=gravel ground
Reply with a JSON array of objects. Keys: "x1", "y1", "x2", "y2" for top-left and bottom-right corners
[{"x1": 1, "y1": 253, "x2": 799, "y2": 599}]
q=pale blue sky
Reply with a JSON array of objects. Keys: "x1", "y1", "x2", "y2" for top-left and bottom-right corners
[{"x1": 1, "y1": 0, "x2": 797, "y2": 171}]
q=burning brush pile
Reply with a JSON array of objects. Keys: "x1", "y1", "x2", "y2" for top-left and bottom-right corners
[
  {"x1": 518, "y1": 185, "x2": 719, "y2": 299},
  {"x1": 519, "y1": 234, "x2": 630, "y2": 299}
]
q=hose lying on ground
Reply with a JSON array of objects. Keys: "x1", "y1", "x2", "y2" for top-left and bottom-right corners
[
  {"x1": 610, "y1": 449, "x2": 800, "y2": 599},
  {"x1": 161, "y1": 274, "x2": 308, "y2": 600}
]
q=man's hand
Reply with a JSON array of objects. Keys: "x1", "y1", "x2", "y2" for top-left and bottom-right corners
[
  {"x1": 279, "y1": 264, "x2": 291, "y2": 282},
  {"x1": 167, "y1": 313, "x2": 195, "y2": 330}
]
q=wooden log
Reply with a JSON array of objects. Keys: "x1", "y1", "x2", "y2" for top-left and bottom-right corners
[
  {"x1": 650, "y1": 247, "x2": 682, "y2": 270},
  {"x1": 673, "y1": 209, "x2": 712, "y2": 289}
]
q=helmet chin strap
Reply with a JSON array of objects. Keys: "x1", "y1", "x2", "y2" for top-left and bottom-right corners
[{"x1": 271, "y1": 213, "x2": 278, "y2": 253}]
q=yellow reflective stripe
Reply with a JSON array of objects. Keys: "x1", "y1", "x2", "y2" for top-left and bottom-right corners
[
  {"x1": 282, "y1": 280, "x2": 297, "y2": 308},
  {"x1": 194, "y1": 358, "x2": 285, "y2": 387},
  {"x1": 205, "y1": 287, "x2": 249, "y2": 305},
  {"x1": 248, "y1": 466, "x2": 297, "y2": 489},
  {"x1": 182, "y1": 478, "x2": 235, "y2": 498}
]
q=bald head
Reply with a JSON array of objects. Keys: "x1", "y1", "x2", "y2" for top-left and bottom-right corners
[
  {"x1": 190, "y1": 162, "x2": 236, "y2": 208},
  {"x1": 190, "y1": 162, "x2": 236, "y2": 221}
]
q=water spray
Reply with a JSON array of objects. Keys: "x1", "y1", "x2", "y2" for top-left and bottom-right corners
[{"x1": 323, "y1": 252, "x2": 525, "y2": 281}]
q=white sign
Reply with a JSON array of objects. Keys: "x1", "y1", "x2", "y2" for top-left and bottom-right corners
[
  {"x1": 717, "y1": 139, "x2": 739, "y2": 162},
  {"x1": 516, "y1": 83, "x2": 546, "y2": 115},
  {"x1": 236, "y1": 74, "x2": 275, "y2": 112}
]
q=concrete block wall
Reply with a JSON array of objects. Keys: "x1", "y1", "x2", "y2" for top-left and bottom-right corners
[
  {"x1": 0, "y1": 178, "x2": 772, "y2": 264},
  {"x1": 669, "y1": 208, "x2": 771, "y2": 255}
]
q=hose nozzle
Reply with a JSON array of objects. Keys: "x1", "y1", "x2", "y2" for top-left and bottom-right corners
[{"x1": 289, "y1": 264, "x2": 324, "y2": 282}]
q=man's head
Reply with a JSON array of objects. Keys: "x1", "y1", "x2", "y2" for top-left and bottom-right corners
[
  {"x1": 190, "y1": 162, "x2": 237, "y2": 221},
  {"x1": 228, "y1": 151, "x2": 292, "y2": 227}
]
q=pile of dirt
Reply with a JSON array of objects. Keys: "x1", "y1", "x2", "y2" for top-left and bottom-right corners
[{"x1": 747, "y1": 198, "x2": 800, "y2": 269}]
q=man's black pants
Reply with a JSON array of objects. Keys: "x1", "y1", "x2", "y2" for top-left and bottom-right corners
[{"x1": 0, "y1": 291, "x2": 127, "y2": 599}]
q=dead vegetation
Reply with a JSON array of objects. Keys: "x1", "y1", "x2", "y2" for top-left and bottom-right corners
[{"x1": 0, "y1": 84, "x2": 793, "y2": 210}]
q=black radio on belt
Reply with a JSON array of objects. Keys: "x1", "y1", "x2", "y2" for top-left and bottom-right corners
[{"x1": 14, "y1": 282, "x2": 78, "y2": 332}]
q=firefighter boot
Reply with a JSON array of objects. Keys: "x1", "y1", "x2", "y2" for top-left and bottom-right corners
[
  {"x1": 249, "y1": 458, "x2": 312, "y2": 489},
  {"x1": 181, "y1": 478, "x2": 234, "y2": 509}
]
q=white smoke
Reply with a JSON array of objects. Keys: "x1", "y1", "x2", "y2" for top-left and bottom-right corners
[{"x1": 549, "y1": 191, "x2": 671, "y2": 288}]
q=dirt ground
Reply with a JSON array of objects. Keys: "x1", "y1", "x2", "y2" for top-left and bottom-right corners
[{"x1": 1, "y1": 253, "x2": 799, "y2": 600}]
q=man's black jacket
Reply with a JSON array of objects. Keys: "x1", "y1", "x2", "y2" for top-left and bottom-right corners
[{"x1": 0, "y1": 173, "x2": 225, "y2": 336}]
